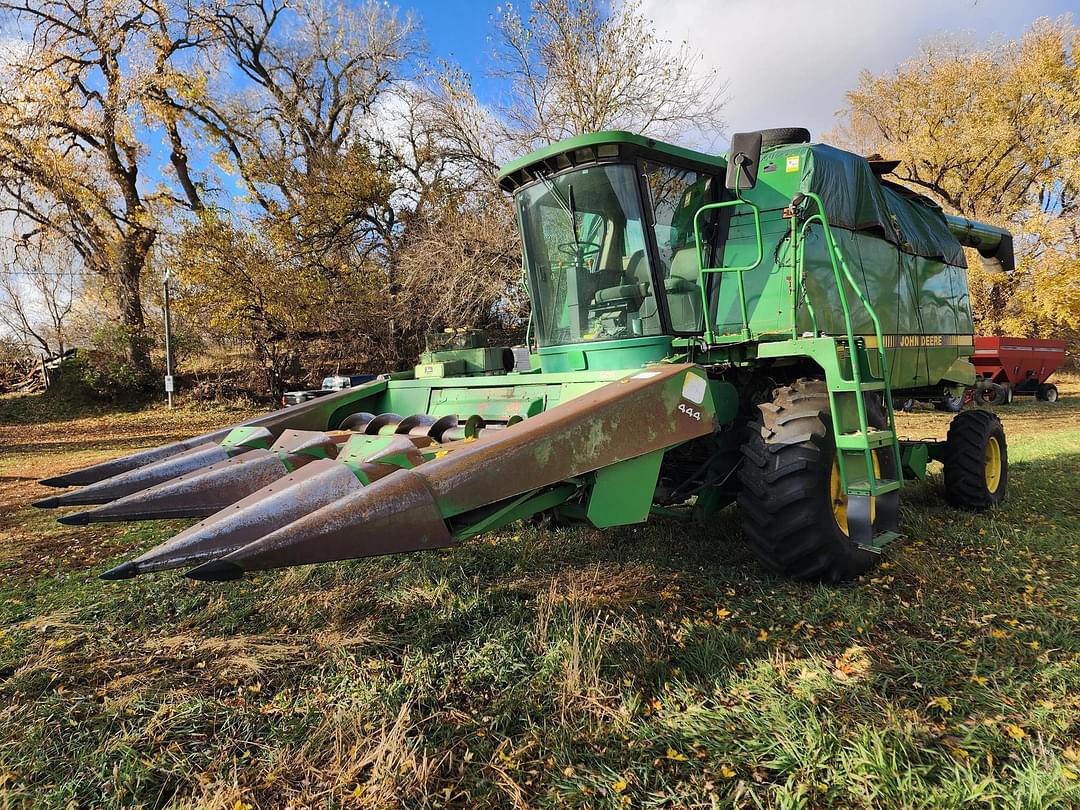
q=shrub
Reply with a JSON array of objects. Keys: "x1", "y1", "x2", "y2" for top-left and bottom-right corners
[{"x1": 53, "y1": 325, "x2": 156, "y2": 403}]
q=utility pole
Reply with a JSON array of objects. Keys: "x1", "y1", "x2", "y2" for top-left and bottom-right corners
[{"x1": 163, "y1": 270, "x2": 174, "y2": 409}]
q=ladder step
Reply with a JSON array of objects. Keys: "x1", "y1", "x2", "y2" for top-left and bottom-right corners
[
  {"x1": 847, "y1": 478, "x2": 901, "y2": 497},
  {"x1": 831, "y1": 379, "x2": 885, "y2": 392},
  {"x1": 856, "y1": 530, "x2": 902, "y2": 553},
  {"x1": 836, "y1": 430, "x2": 896, "y2": 450}
]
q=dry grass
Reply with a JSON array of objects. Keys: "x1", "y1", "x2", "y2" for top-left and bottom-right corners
[{"x1": 0, "y1": 380, "x2": 1077, "y2": 807}]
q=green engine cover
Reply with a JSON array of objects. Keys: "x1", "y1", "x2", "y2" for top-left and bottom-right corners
[{"x1": 713, "y1": 142, "x2": 977, "y2": 389}]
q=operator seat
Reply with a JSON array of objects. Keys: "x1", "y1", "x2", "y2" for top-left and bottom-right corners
[
  {"x1": 591, "y1": 250, "x2": 650, "y2": 306},
  {"x1": 665, "y1": 248, "x2": 703, "y2": 331}
]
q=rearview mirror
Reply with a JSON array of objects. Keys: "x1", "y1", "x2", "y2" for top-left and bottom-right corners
[{"x1": 725, "y1": 131, "x2": 763, "y2": 191}]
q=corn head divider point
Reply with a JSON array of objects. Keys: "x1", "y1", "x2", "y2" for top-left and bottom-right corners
[{"x1": 38, "y1": 128, "x2": 1011, "y2": 586}]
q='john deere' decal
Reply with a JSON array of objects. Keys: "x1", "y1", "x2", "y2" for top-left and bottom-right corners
[{"x1": 863, "y1": 334, "x2": 974, "y2": 349}]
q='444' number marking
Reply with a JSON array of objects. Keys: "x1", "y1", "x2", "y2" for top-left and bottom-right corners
[{"x1": 678, "y1": 403, "x2": 701, "y2": 421}]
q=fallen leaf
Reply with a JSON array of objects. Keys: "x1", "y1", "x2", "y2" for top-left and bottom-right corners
[{"x1": 929, "y1": 696, "x2": 953, "y2": 713}]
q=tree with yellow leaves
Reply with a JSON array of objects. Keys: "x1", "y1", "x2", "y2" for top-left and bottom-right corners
[
  {"x1": 0, "y1": 0, "x2": 208, "y2": 377},
  {"x1": 833, "y1": 17, "x2": 1080, "y2": 345},
  {"x1": 164, "y1": 0, "x2": 422, "y2": 395}
]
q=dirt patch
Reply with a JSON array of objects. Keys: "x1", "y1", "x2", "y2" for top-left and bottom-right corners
[{"x1": 509, "y1": 560, "x2": 695, "y2": 609}]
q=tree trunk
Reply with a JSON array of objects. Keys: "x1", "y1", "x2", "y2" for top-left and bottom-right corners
[{"x1": 116, "y1": 259, "x2": 151, "y2": 373}]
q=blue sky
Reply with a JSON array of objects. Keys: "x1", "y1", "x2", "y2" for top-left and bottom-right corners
[
  {"x1": 410, "y1": 0, "x2": 1076, "y2": 146},
  {"x1": 412, "y1": 2, "x2": 495, "y2": 89}
]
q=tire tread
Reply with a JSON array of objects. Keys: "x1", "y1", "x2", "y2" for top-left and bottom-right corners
[{"x1": 737, "y1": 378, "x2": 886, "y2": 583}]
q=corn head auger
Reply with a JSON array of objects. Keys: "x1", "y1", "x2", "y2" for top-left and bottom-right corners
[{"x1": 36, "y1": 128, "x2": 1014, "y2": 584}]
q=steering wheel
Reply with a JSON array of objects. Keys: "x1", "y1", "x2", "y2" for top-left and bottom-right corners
[{"x1": 557, "y1": 240, "x2": 602, "y2": 260}]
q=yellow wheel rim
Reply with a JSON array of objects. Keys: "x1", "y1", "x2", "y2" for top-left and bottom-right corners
[
  {"x1": 984, "y1": 436, "x2": 1002, "y2": 492},
  {"x1": 831, "y1": 452, "x2": 880, "y2": 536}
]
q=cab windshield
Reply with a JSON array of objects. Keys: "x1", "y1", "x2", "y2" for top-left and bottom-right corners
[
  {"x1": 517, "y1": 162, "x2": 711, "y2": 347},
  {"x1": 518, "y1": 164, "x2": 662, "y2": 346}
]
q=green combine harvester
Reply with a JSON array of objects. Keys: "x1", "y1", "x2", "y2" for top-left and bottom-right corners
[{"x1": 35, "y1": 127, "x2": 1012, "y2": 583}]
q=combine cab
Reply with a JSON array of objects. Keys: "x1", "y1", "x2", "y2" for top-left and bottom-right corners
[{"x1": 36, "y1": 128, "x2": 1012, "y2": 584}]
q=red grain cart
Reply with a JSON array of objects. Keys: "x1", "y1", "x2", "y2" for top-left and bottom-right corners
[{"x1": 972, "y1": 336, "x2": 1066, "y2": 404}]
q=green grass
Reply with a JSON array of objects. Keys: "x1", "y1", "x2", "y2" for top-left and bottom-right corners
[{"x1": 0, "y1": 385, "x2": 1077, "y2": 808}]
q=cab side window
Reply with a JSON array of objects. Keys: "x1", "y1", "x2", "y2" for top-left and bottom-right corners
[{"x1": 643, "y1": 163, "x2": 715, "y2": 332}]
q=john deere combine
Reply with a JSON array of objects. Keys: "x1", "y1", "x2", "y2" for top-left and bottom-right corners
[{"x1": 35, "y1": 128, "x2": 1012, "y2": 583}]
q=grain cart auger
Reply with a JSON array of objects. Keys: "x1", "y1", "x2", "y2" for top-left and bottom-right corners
[{"x1": 36, "y1": 128, "x2": 1012, "y2": 584}]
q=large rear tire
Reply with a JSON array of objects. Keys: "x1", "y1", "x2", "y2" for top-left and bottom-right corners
[
  {"x1": 738, "y1": 379, "x2": 893, "y2": 583},
  {"x1": 944, "y1": 410, "x2": 1007, "y2": 510}
]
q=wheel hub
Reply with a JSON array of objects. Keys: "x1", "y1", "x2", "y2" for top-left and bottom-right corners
[{"x1": 984, "y1": 436, "x2": 1002, "y2": 491}]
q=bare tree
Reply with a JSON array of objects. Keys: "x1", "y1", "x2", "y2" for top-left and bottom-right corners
[
  {"x1": 165, "y1": 0, "x2": 428, "y2": 392},
  {"x1": 381, "y1": 0, "x2": 728, "y2": 348},
  {"x1": 492, "y1": 0, "x2": 726, "y2": 150},
  {"x1": 0, "y1": 239, "x2": 82, "y2": 357},
  {"x1": 176, "y1": 0, "x2": 418, "y2": 246},
  {"x1": 371, "y1": 79, "x2": 524, "y2": 350}
]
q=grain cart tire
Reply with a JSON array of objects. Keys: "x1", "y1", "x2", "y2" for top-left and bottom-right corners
[
  {"x1": 759, "y1": 127, "x2": 812, "y2": 149},
  {"x1": 1036, "y1": 383, "x2": 1058, "y2": 402},
  {"x1": 978, "y1": 382, "x2": 1008, "y2": 406},
  {"x1": 738, "y1": 378, "x2": 893, "y2": 583},
  {"x1": 934, "y1": 395, "x2": 964, "y2": 413},
  {"x1": 944, "y1": 410, "x2": 1007, "y2": 510}
]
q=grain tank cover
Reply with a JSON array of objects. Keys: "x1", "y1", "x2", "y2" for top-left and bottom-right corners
[{"x1": 778, "y1": 143, "x2": 965, "y2": 267}]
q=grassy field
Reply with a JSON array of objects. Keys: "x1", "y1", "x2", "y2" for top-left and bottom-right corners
[{"x1": 0, "y1": 382, "x2": 1077, "y2": 809}]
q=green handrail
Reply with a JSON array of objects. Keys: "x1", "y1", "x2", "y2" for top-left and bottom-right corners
[
  {"x1": 790, "y1": 213, "x2": 818, "y2": 338},
  {"x1": 796, "y1": 192, "x2": 903, "y2": 495},
  {"x1": 692, "y1": 197, "x2": 763, "y2": 343}
]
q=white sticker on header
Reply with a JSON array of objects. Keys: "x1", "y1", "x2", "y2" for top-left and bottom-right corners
[
  {"x1": 681, "y1": 373, "x2": 707, "y2": 405},
  {"x1": 631, "y1": 371, "x2": 662, "y2": 379}
]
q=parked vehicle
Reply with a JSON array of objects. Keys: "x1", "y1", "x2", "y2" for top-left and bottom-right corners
[
  {"x1": 971, "y1": 337, "x2": 1066, "y2": 405},
  {"x1": 36, "y1": 128, "x2": 1014, "y2": 586},
  {"x1": 282, "y1": 374, "x2": 377, "y2": 406}
]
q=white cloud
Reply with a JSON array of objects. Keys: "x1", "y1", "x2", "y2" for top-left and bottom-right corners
[
  {"x1": 642, "y1": 0, "x2": 1065, "y2": 146},
  {"x1": 0, "y1": 34, "x2": 30, "y2": 78}
]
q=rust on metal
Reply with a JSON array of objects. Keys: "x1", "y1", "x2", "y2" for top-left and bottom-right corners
[
  {"x1": 37, "y1": 430, "x2": 237, "y2": 489},
  {"x1": 59, "y1": 430, "x2": 345, "y2": 524},
  {"x1": 415, "y1": 364, "x2": 713, "y2": 516},
  {"x1": 366, "y1": 413, "x2": 405, "y2": 435},
  {"x1": 185, "y1": 469, "x2": 453, "y2": 580},
  {"x1": 98, "y1": 365, "x2": 714, "y2": 581},
  {"x1": 43, "y1": 378, "x2": 388, "y2": 488},
  {"x1": 100, "y1": 458, "x2": 365, "y2": 579},
  {"x1": 59, "y1": 450, "x2": 288, "y2": 524},
  {"x1": 177, "y1": 364, "x2": 712, "y2": 578},
  {"x1": 269, "y1": 429, "x2": 343, "y2": 456},
  {"x1": 34, "y1": 442, "x2": 246, "y2": 509},
  {"x1": 395, "y1": 413, "x2": 437, "y2": 436}
]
